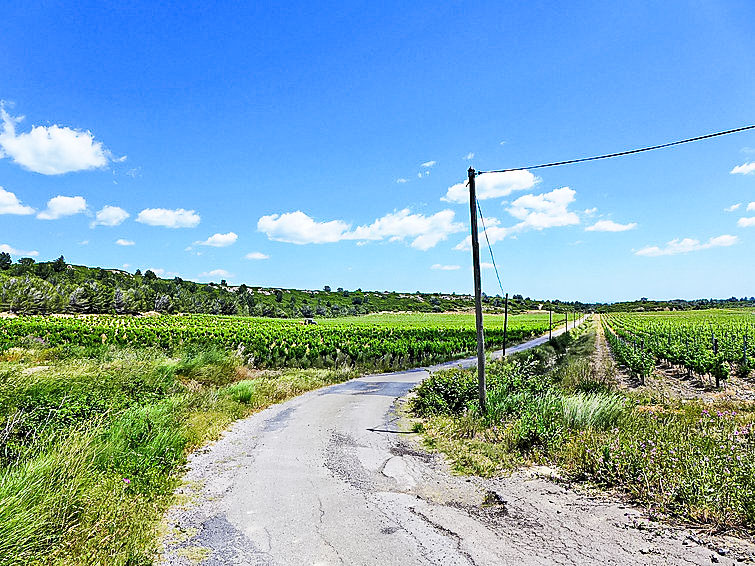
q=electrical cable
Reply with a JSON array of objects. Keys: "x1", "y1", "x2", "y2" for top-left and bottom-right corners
[
  {"x1": 475, "y1": 198, "x2": 506, "y2": 299},
  {"x1": 477, "y1": 124, "x2": 755, "y2": 175}
]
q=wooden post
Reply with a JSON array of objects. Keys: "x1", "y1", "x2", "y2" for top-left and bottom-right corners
[
  {"x1": 468, "y1": 168, "x2": 486, "y2": 411},
  {"x1": 713, "y1": 337, "x2": 719, "y2": 388},
  {"x1": 549, "y1": 309, "x2": 552, "y2": 341},
  {"x1": 502, "y1": 292, "x2": 509, "y2": 357},
  {"x1": 564, "y1": 312, "x2": 568, "y2": 334}
]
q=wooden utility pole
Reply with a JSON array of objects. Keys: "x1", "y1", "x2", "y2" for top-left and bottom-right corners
[
  {"x1": 468, "y1": 168, "x2": 486, "y2": 410},
  {"x1": 549, "y1": 309, "x2": 552, "y2": 341},
  {"x1": 502, "y1": 292, "x2": 509, "y2": 357}
]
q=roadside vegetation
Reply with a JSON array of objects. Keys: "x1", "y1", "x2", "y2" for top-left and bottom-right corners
[
  {"x1": 0, "y1": 342, "x2": 356, "y2": 565},
  {"x1": 411, "y1": 319, "x2": 755, "y2": 532}
]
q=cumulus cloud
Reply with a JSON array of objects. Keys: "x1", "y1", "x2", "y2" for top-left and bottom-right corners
[
  {"x1": 245, "y1": 251, "x2": 269, "y2": 260},
  {"x1": 0, "y1": 186, "x2": 34, "y2": 215},
  {"x1": 431, "y1": 264, "x2": 460, "y2": 271},
  {"x1": 0, "y1": 106, "x2": 117, "y2": 175},
  {"x1": 196, "y1": 232, "x2": 238, "y2": 247},
  {"x1": 396, "y1": 178, "x2": 408, "y2": 183},
  {"x1": 346, "y1": 209, "x2": 464, "y2": 250},
  {"x1": 747, "y1": 202, "x2": 755, "y2": 211},
  {"x1": 507, "y1": 187, "x2": 580, "y2": 230},
  {"x1": 455, "y1": 187, "x2": 579, "y2": 250},
  {"x1": 585, "y1": 219, "x2": 637, "y2": 232},
  {"x1": 37, "y1": 195, "x2": 87, "y2": 220},
  {"x1": 731, "y1": 162, "x2": 755, "y2": 175},
  {"x1": 443, "y1": 170, "x2": 539, "y2": 203},
  {"x1": 738, "y1": 217, "x2": 755, "y2": 228},
  {"x1": 92, "y1": 205, "x2": 129, "y2": 227},
  {"x1": 0, "y1": 243, "x2": 39, "y2": 257},
  {"x1": 258, "y1": 211, "x2": 350, "y2": 244},
  {"x1": 421, "y1": 160, "x2": 436, "y2": 168},
  {"x1": 115, "y1": 239, "x2": 135, "y2": 246},
  {"x1": 258, "y1": 209, "x2": 465, "y2": 251},
  {"x1": 136, "y1": 208, "x2": 200, "y2": 228},
  {"x1": 635, "y1": 234, "x2": 739, "y2": 257},
  {"x1": 725, "y1": 203, "x2": 742, "y2": 212},
  {"x1": 198, "y1": 269, "x2": 232, "y2": 279}
]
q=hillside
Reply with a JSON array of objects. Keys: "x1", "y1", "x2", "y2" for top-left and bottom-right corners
[{"x1": 0, "y1": 255, "x2": 574, "y2": 317}]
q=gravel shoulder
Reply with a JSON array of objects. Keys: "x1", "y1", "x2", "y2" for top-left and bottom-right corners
[{"x1": 159, "y1": 325, "x2": 755, "y2": 565}]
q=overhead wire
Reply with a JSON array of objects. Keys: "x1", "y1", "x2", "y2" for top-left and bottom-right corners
[
  {"x1": 475, "y1": 198, "x2": 506, "y2": 299},
  {"x1": 477, "y1": 124, "x2": 755, "y2": 175}
]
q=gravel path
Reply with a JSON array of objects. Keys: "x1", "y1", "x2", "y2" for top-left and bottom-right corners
[{"x1": 159, "y1": 323, "x2": 754, "y2": 565}]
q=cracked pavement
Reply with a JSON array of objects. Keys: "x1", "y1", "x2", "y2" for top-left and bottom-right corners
[{"x1": 159, "y1": 325, "x2": 753, "y2": 565}]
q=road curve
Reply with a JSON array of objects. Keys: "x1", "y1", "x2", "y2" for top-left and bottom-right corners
[{"x1": 159, "y1": 321, "x2": 740, "y2": 565}]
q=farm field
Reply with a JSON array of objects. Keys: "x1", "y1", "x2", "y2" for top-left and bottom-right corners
[
  {"x1": 0, "y1": 311, "x2": 557, "y2": 565},
  {"x1": 0, "y1": 311, "x2": 556, "y2": 372},
  {"x1": 601, "y1": 309, "x2": 755, "y2": 388}
]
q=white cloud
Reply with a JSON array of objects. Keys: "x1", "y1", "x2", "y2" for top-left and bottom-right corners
[
  {"x1": 258, "y1": 211, "x2": 350, "y2": 244},
  {"x1": 725, "y1": 203, "x2": 742, "y2": 212},
  {"x1": 0, "y1": 243, "x2": 39, "y2": 257},
  {"x1": 196, "y1": 232, "x2": 238, "y2": 247},
  {"x1": 417, "y1": 173, "x2": 422, "y2": 179},
  {"x1": 92, "y1": 205, "x2": 129, "y2": 227},
  {"x1": 731, "y1": 162, "x2": 755, "y2": 175},
  {"x1": 245, "y1": 251, "x2": 269, "y2": 260},
  {"x1": 37, "y1": 195, "x2": 87, "y2": 220},
  {"x1": 0, "y1": 107, "x2": 115, "y2": 175},
  {"x1": 431, "y1": 264, "x2": 460, "y2": 271},
  {"x1": 738, "y1": 217, "x2": 755, "y2": 228},
  {"x1": 347, "y1": 209, "x2": 464, "y2": 250},
  {"x1": 443, "y1": 170, "x2": 539, "y2": 203},
  {"x1": 635, "y1": 234, "x2": 739, "y2": 256},
  {"x1": 258, "y1": 208, "x2": 465, "y2": 251},
  {"x1": 585, "y1": 219, "x2": 637, "y2": 232},
  {"x1": 136, "y1": 208, "x2": 200, "y2": 228},
  {"x1": 464, "y1": 152, "x2": 474, "y2": 160},
  {"x1": 747, "y1": 202, "x2": 755, "y2": 211},
  {"x1": 583, "y1": 207, "x2": 598, "y2": 216},
  {"x1": 481, "y1": 262, "x2": 495, "y2": 269},
  {"x1": 198, "y1": 269, "x2": 232, "y2": 279},
  {"x1": 421, "y1": 160, "x2": 436, "y2": 168},
  {"x1": 115, "y1": 239, "x2": 135, "y2": 246},
  {"x1": 396, "y1": 178, "x2": 408, "y2": 183},
  {"x1": 507, "y1": 187, "x2": 580, "y2": 230},
  {"x1": 454, "y1": 187, "x2": 579, "y2": 250},
  {"x1": 0, "y1": 186, "x2": 34, "y2": 215}
]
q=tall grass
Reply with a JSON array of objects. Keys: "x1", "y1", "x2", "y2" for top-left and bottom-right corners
[{"x1": 0, "y1": 345, "x2": 356, "y2": 565}]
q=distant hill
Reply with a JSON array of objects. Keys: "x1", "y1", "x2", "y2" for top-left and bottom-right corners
[
  {"x1": 0, "y1": 255, "x2": 572, "y2": 317},
  {"x1": 2, "y1": 254, "x2": 749, "y2": 317}
]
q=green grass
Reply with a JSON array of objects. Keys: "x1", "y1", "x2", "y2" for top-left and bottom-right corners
[
  {"x1": 0, "y1": 345, "x2": 356, "y2": 565},
  {"x1": 411, "y1": 319, "x2": 755, "y2": 531}
]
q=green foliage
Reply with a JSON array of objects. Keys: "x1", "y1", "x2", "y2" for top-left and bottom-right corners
[{"x1": 0, "y1": 312, "x2": 553, "y2": 372}]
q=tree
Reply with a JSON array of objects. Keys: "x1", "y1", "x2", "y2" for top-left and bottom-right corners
[
  {"x1": 323, "y1": 285, "x2": 331, "y2": 292},
  {"x1": 220, "y1": 279, "x2": 227, "y2": 287},
  {"x1": 18, "y1": 257, "x2": 35, "y2": 267},
  {"x1": 52, "y1": 255, "x2": 66, "y2": 272},
  {"x1": 274, "y1": 290, "x2": 283, "y2": 303},
  {"x1": 154, "y1": 294, "x2": 172, "y2": 313},
  {"x1": 135, "y1": 269, "x2": 142, "y2": 277},
  {"x1": 144, "y1": 269, "x2": 157, "y2": 281},
  {"x1": 0, "y1": 252, "x2": 11, "y2": 270}
]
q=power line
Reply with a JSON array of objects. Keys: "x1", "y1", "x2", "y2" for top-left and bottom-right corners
[
  {"x1": 477, "y1": 124, "x2": 755, "y2": 175},
  {"x1": 475, "y1": 198, "x2": 505, "y2": 298}
]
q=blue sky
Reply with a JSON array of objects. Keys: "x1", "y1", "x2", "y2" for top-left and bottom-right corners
[{"x1": 1, "y1": 1, "x2": 754, "y2": 302}]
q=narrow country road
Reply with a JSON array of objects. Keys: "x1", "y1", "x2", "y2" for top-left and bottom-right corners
[{"x1": 159, "y1": 321, "x2": 748, "y2": 565}]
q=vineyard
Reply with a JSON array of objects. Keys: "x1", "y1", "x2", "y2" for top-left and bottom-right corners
[
  {"x1": 0, "y1": 312, "x2": 554, "y2": 371},
  {"x1": 602, "y1": 309, "x2": 755, "y2": 385}
]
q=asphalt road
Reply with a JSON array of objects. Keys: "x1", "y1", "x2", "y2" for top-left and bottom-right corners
[{"x1": 160, "y1": 321, "x2": 747, "y2": 565}]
